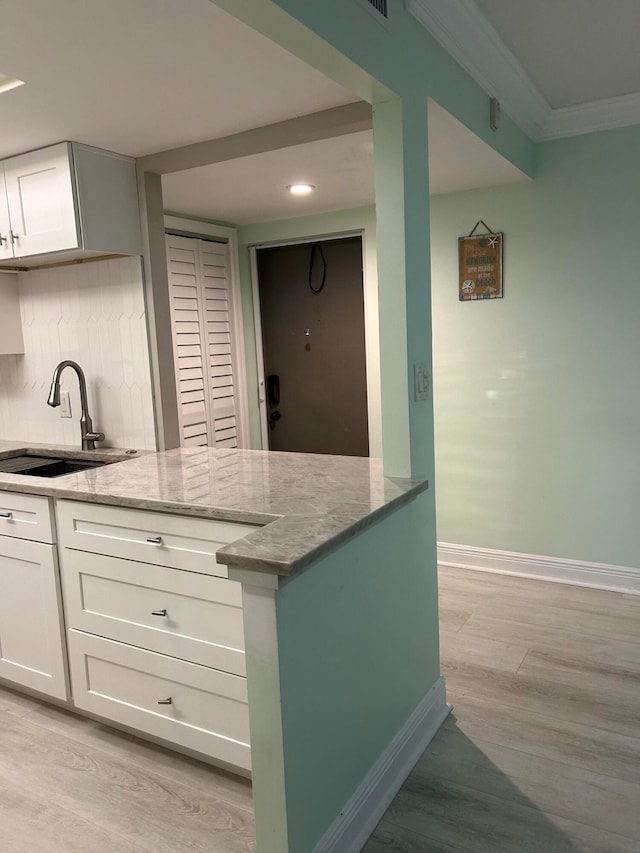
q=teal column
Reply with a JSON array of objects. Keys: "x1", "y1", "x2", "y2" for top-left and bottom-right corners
[{"x1": 373, "y1": 96, "x2": 434, "y2": 480}]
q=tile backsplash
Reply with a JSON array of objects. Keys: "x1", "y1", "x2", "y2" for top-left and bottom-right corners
[{"x1": 0, "y1": 256, "x2": 156, "y2": 450}]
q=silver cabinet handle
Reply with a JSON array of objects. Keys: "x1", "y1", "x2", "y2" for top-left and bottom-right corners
[
  {"x1": 146, "y1": 535, "x2": 162, "y2": 545},
  {"x1": 10, "y1": 231, "x2": 18, "y2": 244},
  {"x1": 157, "y1": 697, "x2": 173, "y2": 705},
  {"x1": 0, "y1": 233, "x2": 6, "y2": 245},
  {"x1": 151, "y1": 609, "x2": 167, "y2": 617},
  {"x1": 0, "y1": 511, "x2": 13, "y2": 519}
]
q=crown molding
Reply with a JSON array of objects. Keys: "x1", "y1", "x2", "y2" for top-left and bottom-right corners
[
  {"x1": 406, "y1": 0, "x2": 640, "y2": 142},
  {"x1": 543, "y1": 92, "x2": 640, "y2": 139},
  {"x1": 406, "y1": 0, "x2": 548, "y2": 140}
]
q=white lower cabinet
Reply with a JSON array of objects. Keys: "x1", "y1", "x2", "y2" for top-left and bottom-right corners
[
  {"x1": 55, "y1": 499, "x2": 253, "y2": 578},
  {"x1": 0, "y1": 526, "x2": 68, "y2": 700},
  {"x1": 61, "y1": 549, "x2": 246, "y2": 676},
  {"x1": 67, "y1": 630, "x2": 251, "y2": 772},
  {"x1": 56, "y1": 499, "x2": 258, "y2": 773},
  {"x1": 0, "y1": 492, "x2": 255, "y2": 773},
  {"x1": 0, "y1": 490, "x2": 55, "y2": 543}
]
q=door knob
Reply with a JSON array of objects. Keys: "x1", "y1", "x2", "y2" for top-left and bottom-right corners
[{"x1": 269, "y1": 411, "x2": 281, "y2": 422}]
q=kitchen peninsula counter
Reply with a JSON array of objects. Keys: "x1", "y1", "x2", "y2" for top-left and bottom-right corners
[
  {"x1": 0, "y1": 442, "x2": 440, "y2": 852},
  {"x1": 0, "y1": 444, "x2": 427, "y2": 576}
]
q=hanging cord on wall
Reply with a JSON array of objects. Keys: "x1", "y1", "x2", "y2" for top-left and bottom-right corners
[
  {"x1": 468, "y1": 219, "x2": 497, "y2": 237},
  {"x1": 308, "y1": 243, "x2": 327, "y2": 295}
]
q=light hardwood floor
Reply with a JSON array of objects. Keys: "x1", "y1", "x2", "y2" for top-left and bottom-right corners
[
  {"x1": 1, "y1": 568, "x2": 638, "y2": 852},
  {"x1": 364, "y1": 568, "x2": 640, "y2": 853},
  {"x1": 0, "y1": 687, "x2": 255, "y2": 852}
]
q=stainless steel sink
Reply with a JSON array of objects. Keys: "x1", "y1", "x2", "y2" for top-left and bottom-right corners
[{"x1": 0, "y1": 454, "x2": 111, "y2": 478}]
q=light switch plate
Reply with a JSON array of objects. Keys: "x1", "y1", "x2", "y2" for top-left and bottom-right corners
[
  {"x1": 60, "y1": 390, "x2": 72, "y2": 418},
  {"x1": 414, "y1": 363, "x2": 429, "y2": 402}
]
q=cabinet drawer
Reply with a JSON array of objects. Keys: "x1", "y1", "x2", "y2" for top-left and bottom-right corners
[
  {"x1": 0, "y1": 491, "x2": 54, "y2": 543},
  {"x1": 61, "y1": 549, "x2": 246, "y2": 676},
  {"x1": 56, "y1": 500, "x2": 259, "y2": 578},
  {"x1": 68, "y1": 630, "x2": 250, "y2": 771}
]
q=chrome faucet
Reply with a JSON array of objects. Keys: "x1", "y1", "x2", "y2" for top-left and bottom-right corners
[{"x1": 47, "y1": 360, "x2": 105, "y2": 451}]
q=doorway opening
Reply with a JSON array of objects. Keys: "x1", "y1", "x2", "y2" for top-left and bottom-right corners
[{"x1": 254, "y1": 235, "x2": 369, "y2": 456}]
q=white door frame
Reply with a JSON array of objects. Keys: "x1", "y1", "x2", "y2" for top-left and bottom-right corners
[
  {"x1": 165, "y1": 214, "x2": 250, "y2": 449},
  {"x1": 249, "y1": 231, "x2": 367, "y2": 452},
  {"x1": 249, "y1": 246, "x2": 270, "y2": 450}
]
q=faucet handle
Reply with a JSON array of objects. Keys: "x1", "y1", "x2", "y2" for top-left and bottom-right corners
[{"x1": 84, "y1": 432, "x2": 105, "y2": 442}]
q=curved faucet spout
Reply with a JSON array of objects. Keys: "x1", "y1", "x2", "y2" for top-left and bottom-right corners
[{"x1": 47, "y1": 361, "x2": 105, "y2": 451}]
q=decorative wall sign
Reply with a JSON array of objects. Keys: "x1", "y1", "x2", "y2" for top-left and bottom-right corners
[{"x1": 458, "y1": 221, "x2": 503, "y2": 301}]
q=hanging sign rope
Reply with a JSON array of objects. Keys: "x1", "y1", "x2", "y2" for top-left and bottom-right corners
[{"x1": 459, "y1": 221, "x2": 503, "y2": 301}]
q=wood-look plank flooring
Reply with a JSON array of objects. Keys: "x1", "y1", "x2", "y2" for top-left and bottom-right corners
[
  {"x1": 0, "y1": 687, "x2": 255, "y2": 852},
  {"x1": 1, "y1": 568, "x2": 638, "y2": 852},
  {"x1": 364, "y1": 567, "x2": 640, "y2": 852}
]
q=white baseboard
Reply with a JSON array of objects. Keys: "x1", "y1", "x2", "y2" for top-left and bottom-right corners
[
  {"x1": 312, "y1": 677, "x2": 451, "y2": 853},
  {"x1": 438, "y1": 542, "x2": 640, "y2": 595}
]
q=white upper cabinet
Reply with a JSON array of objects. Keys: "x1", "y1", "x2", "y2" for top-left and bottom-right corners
[
  {"x1": 4, "y1": 143, "x2": 79, "y2": 257},
  {"x1": 0, "y1": 171, "x2": 13, "y2": 262},
  {"x1": 0, "y1": 142, "x2": 142, "y2": 268}
]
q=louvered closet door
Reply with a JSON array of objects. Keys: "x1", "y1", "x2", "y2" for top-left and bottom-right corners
[
  {"x1": 166, "y1": 235, "x2": 239, "y2": 448},
  {"x1": 199, "y1": 241, "x2": 238, "y2": 447}
]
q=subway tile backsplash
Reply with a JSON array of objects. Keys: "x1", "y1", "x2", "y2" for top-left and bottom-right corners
[{"x1": 0, "y1": 256, "x2": 156, "y2": 450}]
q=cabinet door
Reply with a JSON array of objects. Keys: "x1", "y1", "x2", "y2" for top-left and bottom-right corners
[
  {"x1": 0, "y1": 168, "x2": 14, "y2": 260},
  {"x1": 4, "y1": 142, "x2": 79, "y2": 257},
  {"x1": 0, "y1": 536, "x2": 68, "y2": 700}
]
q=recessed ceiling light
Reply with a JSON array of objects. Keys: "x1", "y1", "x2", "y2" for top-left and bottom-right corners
[
  {"x1": 0, "y1": 74, "x2": 25, "y2": 95},
  {"x1": 287, "y1": 183, "x2": 315, "y2": 195}
]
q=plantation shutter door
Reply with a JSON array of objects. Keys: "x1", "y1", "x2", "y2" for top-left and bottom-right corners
[
  {"x1": 166, "y1": 234, "x2": 240, "y2": 448},
  {"x1": 198, "y1": 240, "x2": 239, "y2": 448},
  {"x1": 166, "y1": 235, "x2": 212, "y2": 447}
]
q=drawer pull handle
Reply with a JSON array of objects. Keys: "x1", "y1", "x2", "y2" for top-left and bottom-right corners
[
  {"x1": 157, "y1": 697, "x2": 173, "y2": 705},
  {"x1": 151, "y1": 609, "x2": 168, "y2": 617},
  {"x1": 146, "y1": 535, "x2": 163, "y2": 545},
  {"x1": 0, "y1": 511, "x2": 12, "y2": 519}
]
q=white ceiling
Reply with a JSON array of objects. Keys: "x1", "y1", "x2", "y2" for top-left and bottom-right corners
[
  {"x1": 409, "y1": 0, "x2": 640, "y2": 140},
  {"x1": 162, "y1": 102, "x2": 526, "y2": 225},
  {"x1": 474, "y1": 0, "x2": 640, "y2": 108},
  {"x1": 0, "y1": 0, "x2": 357, "y2": 160},
  {"x1": 163, "y1": 132, "x2": 375, "y2": 225},
  {"x1": 1, "y1": 0, "x2": 527, "y2": 225}
]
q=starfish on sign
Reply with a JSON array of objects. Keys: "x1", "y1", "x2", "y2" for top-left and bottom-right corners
[{"x1": 487, "y1": 235, "x2": 499, "y2": 248}]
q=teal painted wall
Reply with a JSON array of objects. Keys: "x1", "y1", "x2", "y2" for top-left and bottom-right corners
[
  {"x1": 214, "y1": 0, "x2": 535, "y2": 177},
  {"x1": 241, "y1": 124, "x2": 640, "y2": 571},
  {"x1": 216, "y1": 0, "x2": 535, "y2": 479},
  {"x1": 431, "y1": 125, "x2": 640, "y2": 568},
  {"x1": 275, "y1": 491, "x2": 440, "y2": 852}
]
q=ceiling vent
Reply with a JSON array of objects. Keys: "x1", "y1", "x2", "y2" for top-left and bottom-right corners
[{"x1": 366, "y1": 0, "x2": 388, "y2": 18}]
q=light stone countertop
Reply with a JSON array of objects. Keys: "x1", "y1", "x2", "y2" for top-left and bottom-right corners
[
  {"x1": 0, "y1": 443, "x2": 427, "y2": 576},
  {"x1": 0, "y1": 441, "x2": 144, "y2": 464}
]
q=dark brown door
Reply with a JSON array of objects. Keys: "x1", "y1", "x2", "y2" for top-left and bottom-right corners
[{"x1": 257, "y1": 236, "x2": 369, "y2": 456}]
